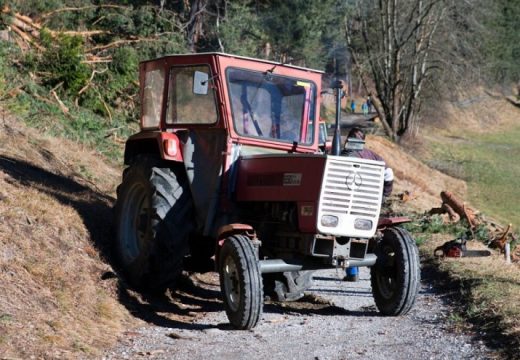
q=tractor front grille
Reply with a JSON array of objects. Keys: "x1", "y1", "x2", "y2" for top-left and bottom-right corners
[{"x1": 317, "y1": 155, "x2": 385, "y2": 238}]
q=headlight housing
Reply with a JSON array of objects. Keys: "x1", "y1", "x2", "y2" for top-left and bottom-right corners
[
  {"x1": 354, "y1": 218, "x2": 372, "y2": 230},
  {"x1": 321, "y1": 215, "x2": 339, "y2": 227}
]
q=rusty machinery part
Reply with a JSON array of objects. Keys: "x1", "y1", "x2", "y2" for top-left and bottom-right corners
[
  {"x1": 377, "y1": 216, "x2": 411, "y2": 229},
  {"x1": 215, "y1": 224, "x2": 260, "y2": 266}
]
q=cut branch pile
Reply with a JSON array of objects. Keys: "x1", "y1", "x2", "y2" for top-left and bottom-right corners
[
  {"x1": 0, "y1": 6, "x2": 165, "y2": 56},
  {"x1": 429, "y1": 190, "x2": 519, "y2": 262},
  {"x1": 1, "y1": 6, "x2": 110, "y2": 52}
]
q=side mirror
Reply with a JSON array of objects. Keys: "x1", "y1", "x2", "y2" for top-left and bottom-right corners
[{"x1": 193, "y1": 71, "x2": 209, "y2": 95}]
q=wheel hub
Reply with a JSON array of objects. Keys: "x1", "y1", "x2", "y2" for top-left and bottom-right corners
[
  {"x1": 223, "y1": 256, "x2": 240, "y2": 312},
  {"x1": 120, "y1": 183, "x2": 150, "y2": 263}
]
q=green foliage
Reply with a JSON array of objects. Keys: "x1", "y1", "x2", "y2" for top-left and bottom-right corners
[
  {"x1": 403, "y1": 214, "x2": 470, "y2": 241},
  {"x1": 218, "y1": 2, "x2": 266, "y2": 57},
  {"x1": 473, "y1": 222, "x2": 490, "y2": 243},
  {"x1": 34, "y1": 30, "x2": 90, "y2": 95},
  {"x1": 482, "y1": 0, "x2": 520, "y2": 83},
  {"x1": 260, "y1": 0, "x2": 339, "y2": 69}
]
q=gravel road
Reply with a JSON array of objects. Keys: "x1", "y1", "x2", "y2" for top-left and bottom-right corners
[{"x1": 104, "y1": 267, "x2": 494, "y2": 360}]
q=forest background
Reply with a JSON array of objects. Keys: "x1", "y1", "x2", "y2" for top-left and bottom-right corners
[{"x1": 0, "y1": 0, "x2": 518, "y2": 153}]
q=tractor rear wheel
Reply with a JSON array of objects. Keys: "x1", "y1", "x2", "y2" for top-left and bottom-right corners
[
  {"x1": 114, "y1": 156, "x2": 193, "y2": 291},
  {"x1": 219, "y1": 235, "x2": 263, "y2": 329},
  {"x1": 370, "y1": 227, "x2": 420, "y2": 316}
]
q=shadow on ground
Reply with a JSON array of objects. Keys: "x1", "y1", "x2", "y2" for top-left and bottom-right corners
[{"x1": 0, "y1": 155, "x2": 225, "y2": 329}]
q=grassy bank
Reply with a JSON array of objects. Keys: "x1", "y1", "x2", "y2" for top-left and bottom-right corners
[
  {"x1": 412, "y1": 99, "x2": 520, "y2": 356},
  {"x1": 425, "y1": 124, "x2": 520, "y2": 232}
]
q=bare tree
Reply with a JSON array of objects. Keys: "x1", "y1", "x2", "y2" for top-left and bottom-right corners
[
  {"x1": 345, "y1": 0, "x2": 448, "y2": 141},
  {"x1": 186, "y1": 0, "x2": 208, "y2": 52}
]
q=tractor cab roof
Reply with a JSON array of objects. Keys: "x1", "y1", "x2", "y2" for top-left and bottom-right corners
[{"x1": 139, "y1": 52, "x2": 325, "y2": 75}]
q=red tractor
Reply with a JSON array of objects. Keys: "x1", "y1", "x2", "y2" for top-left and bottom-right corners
[{"x1": 114, "y1": 53, "x2": 420, "y2": 329}]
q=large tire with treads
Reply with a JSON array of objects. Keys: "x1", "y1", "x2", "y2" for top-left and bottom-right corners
[
  {"x1": 114, "y1": 155, "x2": 193, "y2": 291},
  {"x1": 370, "y1": 227, "x2": 420, "y2": 316},
  {"x1": 219, "y1": 235, "x2": 263, "y2": 329}
]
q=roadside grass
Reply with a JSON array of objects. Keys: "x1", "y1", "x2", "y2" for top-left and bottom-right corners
[{"x1": 406, "y1": 211, "x2": 520, "y2": 357}]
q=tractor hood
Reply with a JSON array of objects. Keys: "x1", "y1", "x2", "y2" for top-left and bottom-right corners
[{"x1": 234, "y1": 154, "x2": 385, "y2": 238}]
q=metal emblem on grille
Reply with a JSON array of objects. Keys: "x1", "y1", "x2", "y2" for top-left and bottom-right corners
[{"x1": 345, "y1": 172, "x2": 362, "y2": 190}]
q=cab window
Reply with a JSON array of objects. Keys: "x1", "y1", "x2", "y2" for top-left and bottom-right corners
[
  {"x1": 166, "y1": 65, "x2": 218, "y2": 125},
  {"x1": 142, "y1": 68, "x2": 165, "y2": 129}
]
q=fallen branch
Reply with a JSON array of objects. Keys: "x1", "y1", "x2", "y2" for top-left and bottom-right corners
[
  {"x1": 31, "y1": 92, "x2": 55, "y2": 106},
  {"x1": 50, "y1": 90, "x2": 69, "y2": 114},
  {"x1": 9, "y1": 24, "x2": 44, "y2": 51},
  {"x1": 100, "y1": 95, "x2": 112, "y2": 123},
  {"x1": 52, "y1": 30, "x2": 110, "y2": 38},
  {"x1": 76, "y1": 67, "x2": 109, "y2": 98},
  {"x1": 39, "y1": 5, "x2": 128, "y2": 20},
  {"x1": 90, "y1": 38, "x2": 161, "y2": 52}
]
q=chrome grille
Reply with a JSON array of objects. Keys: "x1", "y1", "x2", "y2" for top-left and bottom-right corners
[{"x1": 317, "y1": 156, "x2": 385, "y2": 237}]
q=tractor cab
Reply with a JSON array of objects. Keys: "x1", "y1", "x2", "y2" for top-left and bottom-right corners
[{"x1": 124, "y1": 53, "x2": 322, "y2": 163}]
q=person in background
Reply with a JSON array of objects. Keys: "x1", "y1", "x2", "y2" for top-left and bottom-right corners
[
  {"x1": 350, "y1": 99, "x2": 356, "y2": 113},
  {"x1": 362, "y1": 102, "x2": 368, "y2": 116},
  {"x1": 341, "y1": 127, "x2": 394, "y2": 282},
  {"x1": 366, "y1": 94, "x2": 373, "y2": 113}
]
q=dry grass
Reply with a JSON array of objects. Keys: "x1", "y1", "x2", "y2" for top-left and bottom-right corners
[
  {"x1": 0, "y1": 110, "x2": 139, "y2": 358},
  {"x1": 366, "y1": 135, "x2": 466, "y2": 213},
  {"x1": 420, "y1": 235, "x2": 520, "y2": 355}
]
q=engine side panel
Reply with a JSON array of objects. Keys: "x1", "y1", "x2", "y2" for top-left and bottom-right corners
[
  {"x1": 235, "y1": 154, "x2": 326, "y2": 202},
  {"x1": 234, "y1": 154, "x2": 326, "y2": 233}
]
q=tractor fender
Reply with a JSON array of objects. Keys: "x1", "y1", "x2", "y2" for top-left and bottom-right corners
[
  {"x1": 377, "y1": 216, "x2": 412, "y2": 229},
  {"x1": 124, "y1": 131, "x2": 183, "y2": 164},
  {"x1": 215, "y1": 223, "x2": 259, "y2": 265}
]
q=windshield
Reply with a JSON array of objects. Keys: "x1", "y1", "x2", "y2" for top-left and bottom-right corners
[{"x1": 227, "y1": 68, "x2": 316, "y2": 145}]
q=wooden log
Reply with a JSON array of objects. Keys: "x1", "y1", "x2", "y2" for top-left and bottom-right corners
[
  {"x1": 442, "y1": 203, "x2": 460, "y2": 222},
  {"x1": 440, "y1": 191, "x2": 477, "y2": 228}
]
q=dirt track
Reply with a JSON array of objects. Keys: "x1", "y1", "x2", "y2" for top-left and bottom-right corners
[{"x1": 104, "y1": 267, "x2": 493, "y2": 360}]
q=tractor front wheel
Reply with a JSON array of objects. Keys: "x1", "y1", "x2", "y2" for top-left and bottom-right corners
[
  {"x1": 371, "y1": 227, "x2": 420, "y2": 316},
  {"x1": 219, "y1": 235, "x2": 263, "y2": 329}
]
